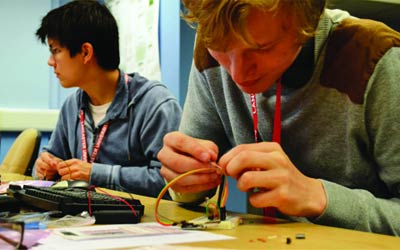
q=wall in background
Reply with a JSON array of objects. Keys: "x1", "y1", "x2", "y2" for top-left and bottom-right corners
[
  {"x1": 159, "y1": 1, "x2": 195, "y2": 106},
  {"x1": 0, "y1": 0, "x2": 52, "y2": 109},
  {"x1": 0, "y1": 0, "x2": 53, "y2": 163}
]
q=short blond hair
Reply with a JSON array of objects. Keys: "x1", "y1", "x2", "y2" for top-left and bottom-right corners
[{"x1": 182, "y1": 0, "x2": 326, "y2": 50}]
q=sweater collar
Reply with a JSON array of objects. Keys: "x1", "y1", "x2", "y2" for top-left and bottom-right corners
[{"x1": 78, "y1": 69, "x2": 129, "y2": 125}]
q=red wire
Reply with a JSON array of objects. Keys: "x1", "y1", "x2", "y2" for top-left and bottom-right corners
[
  {"x1": 87, "y1": 186, "x2": 93, "y2": 216},
  {"x1": 85, "y1": 185, "x2": 138, "y2": 217},
  {"x1": 96, "y1": 187, "x2": 138, "y2": 216}
]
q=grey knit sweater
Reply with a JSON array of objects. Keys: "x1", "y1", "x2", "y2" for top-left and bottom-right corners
[{"x1": 177, "y1": 9, "x2": 400, "y2": 235}]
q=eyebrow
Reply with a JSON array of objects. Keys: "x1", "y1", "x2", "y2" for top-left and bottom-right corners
[{"x1": 48, "y1": 43, "x2": 60, "y2": 49}]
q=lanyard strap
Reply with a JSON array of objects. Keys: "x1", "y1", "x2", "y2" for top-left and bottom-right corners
[
  {"x1": 79, "y1": 73, "x2": 129, "y2": 163},
  {"x1": 80, "y1": 110, "x2": 109, "y2": 163},
  {"x1": 250, "y1": 79, "x2": 281, "y2": 144},
  {"x1": 250, "y1": 93, "x2": 259, "y2": 142},
  {"x1": 250, "y1": 80, "x2": 282, "y2": 218}
]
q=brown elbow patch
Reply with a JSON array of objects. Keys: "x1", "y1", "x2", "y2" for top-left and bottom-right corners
[
  {"x1": 320, "y1": 18, "x2": 400, "y2": 104},
  {"x1": 193, "y1": 37, "x2": 220, "y2": 72}
]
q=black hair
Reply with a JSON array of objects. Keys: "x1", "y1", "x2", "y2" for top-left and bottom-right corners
[{"x1": 36, "y1": 0, "x2": 119, "y2": 70}]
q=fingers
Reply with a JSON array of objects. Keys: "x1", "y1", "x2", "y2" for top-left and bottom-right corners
[
  {"x1": 57, "y1": 161, "x2": 72, "y2": 180},
  {"x1": 236, "y1": 164, "x2": 327, "y2": 217},
  {"x1": 222, "y1": 148, "x2": 287, "y2": 178},
  {"x1": 219, "y1": 142, "x2": 282, "y2": 169},
  {"x1": 246, "y1": 178, "x2": 321, "y2": 217},
  {"x1": 161, "y1": 164, "x2": 220, "y2": 183},
  {"x1": 35, "y1": 152, "x2": 59, "y2": 180},
  {"x1": 159, "y1": 145, "x2": 217, "y2": 175},
  {"x1": 158, "y1": 132, "x2": 221, "y2": 193},
  {"x1": 173, "y1": 182, "x2": 221, "y2": 194},
  {"x1": 162, "y1": 167, "x2": 222, "y2": 193},
  {"x1": 160, "y1": 159, "x2": 222, "y2": 193},
  {"x1": 243, "y1": 170, "x2": 295, "y2": 211},
  {"x1": 35, "y1": 160, "x2": 46, "y2": 179},
  {"x1": 41, "y1": 152, "x2": 63, "y2": 166},
  {"x1": 235, "y1": 168, "x2": 284, "y2": 192},
  {"x1": 57, "y1": 159, "x2": 91, "y2": 181},
  {"x1": 159, "y1": 132, "x2": 218, "y2": 166},
  {"x1": 248, "y1": 189, "x2": 277, "y2": 209}
]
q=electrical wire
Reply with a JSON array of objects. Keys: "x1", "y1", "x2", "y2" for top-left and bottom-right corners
[
  {"x1": 154, "y1": 162, "x2": 228, "y2": 226},
  {"x1": 96, "y1": 187, "x2": 138, "y2": 216},
  {"x1": 85, "y1": 185, "x2": 138, "y2": 217}
]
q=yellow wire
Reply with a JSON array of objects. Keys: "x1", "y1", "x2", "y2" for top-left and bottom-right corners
[{"x1": 154, "y1": 164, "x2": 228, "y2": 226}]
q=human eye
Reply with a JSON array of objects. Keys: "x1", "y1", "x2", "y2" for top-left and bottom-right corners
[
  {"x1": 255, "y1": 39, "x2": 281, "y2": 53},
  {"x1": 259, "y1": 46, "x2": 273, "y2": 53},
  {"x1": 257, "y1": 43, "x2": 276, "y2": 53},
  {"x1": 50, "y1": 47, "x2": 60, "y2": 55}
]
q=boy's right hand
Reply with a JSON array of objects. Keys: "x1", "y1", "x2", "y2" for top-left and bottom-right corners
[
  {"x1": 35, "y1": 152, "x2": 62, "y2": 180},
  {"x1": 158, "y1": 131, "x2": 222, "y2": 193}
]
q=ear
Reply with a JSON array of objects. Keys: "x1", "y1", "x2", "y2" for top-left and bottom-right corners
[{"x1": 81, "y1": 42, "x2": 94, "y2": 64}]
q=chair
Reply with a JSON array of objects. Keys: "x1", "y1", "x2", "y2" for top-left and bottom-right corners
[{"x1": 0, "y1": 128, "x2": 41, "y2": 176}]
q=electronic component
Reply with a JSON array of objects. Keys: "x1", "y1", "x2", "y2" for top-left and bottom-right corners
[
  {"x1": 296, "y1": 233, "x2": 306, "y2": 239},
  {"x1": 181, "y1": 215, "x2": 242, "y2": 230}
]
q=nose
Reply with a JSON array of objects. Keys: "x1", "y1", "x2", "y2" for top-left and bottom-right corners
[
  {"x1": 48, "y1": 55, "x2": 55, "y2": 67},
  {"x1": 229, "y1": 50, "x2": 257, "y2": 83}
]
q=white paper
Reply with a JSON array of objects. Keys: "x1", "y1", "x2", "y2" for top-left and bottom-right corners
[{"x1": 31, "y1": 222, "x2": 234, "y2": 250}]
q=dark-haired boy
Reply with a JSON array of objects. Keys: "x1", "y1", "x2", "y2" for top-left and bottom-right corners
[{"x1": 34, "y1": 0, "x2": 181, "y2": 198}]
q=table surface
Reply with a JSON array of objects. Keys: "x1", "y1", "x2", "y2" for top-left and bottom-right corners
[
  {"x1": 3, "y1": 174, "x2": 400, "y2": 249},
  {"x1": 117, "y1": 190, "x2": 400, "y2": 249}
]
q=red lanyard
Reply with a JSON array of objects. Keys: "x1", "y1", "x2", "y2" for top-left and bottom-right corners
[
  {"x1": 79, "y1": 74, "x2": 129, "y2": 163},
  {"x1": 80, "y1": 110, "x2": 109, "y2": 163},
  {"x1": 250, "y1": 80, "x2": 281, "y2": 218},
  {"x1": 250, "y1": 79, "x2": 281, "y2": 144}
]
